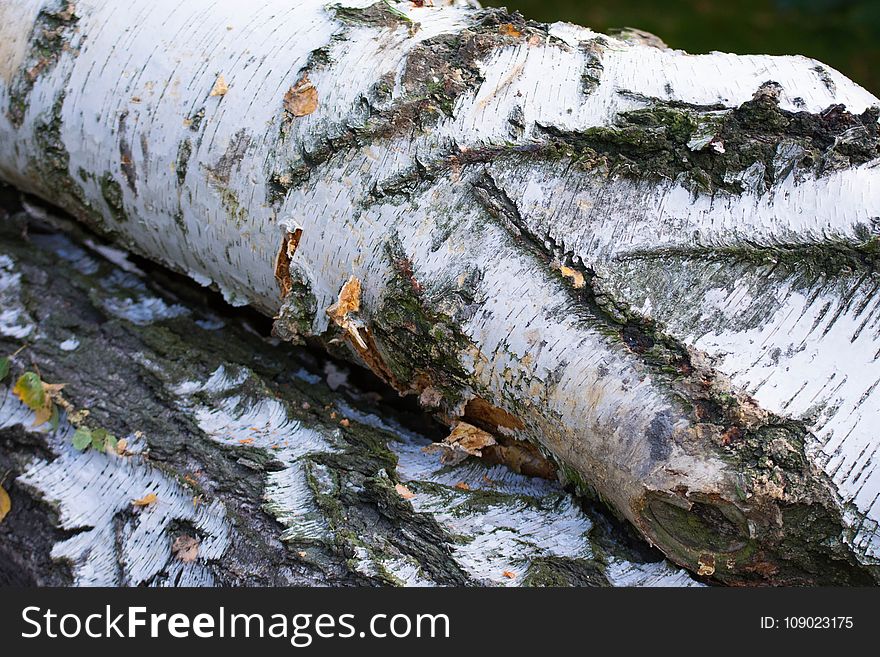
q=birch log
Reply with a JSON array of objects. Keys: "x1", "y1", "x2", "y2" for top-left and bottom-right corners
[
  {"x1": 1, "y1": 0, "x2": 879, "y2": 584},
  {"x1": 0, "y1": 195, "x2": 701, "y2": 587}
]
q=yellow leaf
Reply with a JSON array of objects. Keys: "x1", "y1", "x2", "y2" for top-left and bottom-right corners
[
  {"x1": 32, "y1": 402, "x2": 55, "y2": 427},
  {"x1": 116, "y1": 438, "x2": 128, "y2": 455},
  {"x1": 283, "y1": 75, "x2": 319, "y2": 117},
  {"x1": 395, "y1": 483, "x2": 416, "y2": 500},
  {"x1": 13, "y1": 372, "x2": 45, "y2": 411},
  {"x1": 132, "y1": 492, "x2": 158, "y2": 507},
  {"x1": 0, "y1": 485, "x2": 10, "y2": 524},
  {"x1": 12, "y1": 373, "x2": 63, "y2": 427},
  {"x1": 209, "y1": 74, "x2": 228, "y2": 97}
]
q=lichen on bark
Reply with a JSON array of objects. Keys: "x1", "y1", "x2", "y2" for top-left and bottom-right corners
[
  {"x1": 538, "y1": 83, "x2": 880, "y2": 196},
  {"x1": 6, "y1": 0, "x2": 79, "y2": 128}
]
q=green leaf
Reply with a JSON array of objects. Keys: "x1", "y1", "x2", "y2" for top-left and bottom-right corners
[
  {"x1": 72, "y1": 427, "x2": 92, "y2": 451},
  {"x1": 90, "y1": 427, "x2": 118, "y2": 453},
  {"x1": 0, "y1": 357, "x2": 9, "y2": 382},
  {"x1": 49, "y1": 404, "x2": 60, "y2": 432},
  {"x1": 103, "y1": 434, "x2": 118, "y2": 453},
  {"x1": 91, "y1": 427, "x2": 107, "y2": 451},
  {"x1": 12, "y1": 372, "x2": 45, "y2": 411}
]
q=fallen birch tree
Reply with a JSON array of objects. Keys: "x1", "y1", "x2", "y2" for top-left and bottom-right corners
[
  {"x1": 0, "y1": 193, "x2": 699, "y2": 587},
  {"x1": 1, "y1": 0, "x2": 879, "y2": 584}
]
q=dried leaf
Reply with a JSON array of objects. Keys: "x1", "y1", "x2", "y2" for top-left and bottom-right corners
[
  {"x1": 499, "y1": 23, "x2": 522, "y2": 38},
  {"x1": 42, "y1": 382, "x2": 66, "y2": 399},
  {"x1": 171, "y1": 535, "x2": 200, "y2": 563},
  {"x1": 116, "y1": 438, "x2": 128, "y2": 455},
  {"x1": 395, "y1": 483, "x2": 416, "y2": 500},
  {"x1": 132, "y1": 492, "x2": 158, "y2": 507},
  {"x1": 446, "y1": 421, "x2": 496, "y2": 456},
  {"x1": 32, "y1": 402, "x2": 54, "y2": 427},
  {"x1": 454, "y1": 482, "x2": 471, "y2": 491},
  {"x1": 283, "y1": 75, "x2": 319, "y2": 117},
  {"x1": 0, "y1": 485, "x2": 10, "y2": 524},
  {"x1": 209, "y1": 74, "x2": 228, "y2": 97},
  {"x1": 502, "y1": 570, "x2": 516, "y2": 579}
]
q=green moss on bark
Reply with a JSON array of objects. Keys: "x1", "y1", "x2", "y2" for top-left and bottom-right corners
[
  {"x1": 99, "y1": 173, "x2": 128, "y2": 224},
  {"x1": 540, "y1": 84, "x2": 880, "y2": 195},
  {"x1": 369, "y1": 239, "x2": 475, "y2": 407}
]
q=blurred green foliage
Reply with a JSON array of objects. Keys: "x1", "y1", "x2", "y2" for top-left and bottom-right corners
[{"x1": 491, "y1": 0, "x2": 880, "y2": 94}]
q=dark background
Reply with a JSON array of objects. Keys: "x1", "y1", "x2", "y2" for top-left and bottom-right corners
[{"x1": 487, "y1": 0, "x2": 880, "y2": 95}]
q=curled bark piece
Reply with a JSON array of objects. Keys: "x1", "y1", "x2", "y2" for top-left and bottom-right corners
[
  {"x1": 1, "y1": 0, "x2": 879, "y2": 583},
  {"x1": 424, "y1": 420, "x2": 497, "y2": 465}
]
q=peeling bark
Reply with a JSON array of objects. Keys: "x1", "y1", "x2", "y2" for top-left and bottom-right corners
[{"x1": 0, "y1": 0, "x2": 879, "y2": 584}]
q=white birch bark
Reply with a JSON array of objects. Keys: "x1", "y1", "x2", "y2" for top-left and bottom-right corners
[
  {"x1": 1, "y1": 0, "x2": 879, "y2": 583},
  {"x1": 0, "y1": 198, "x2": 698, "y2": 587}
]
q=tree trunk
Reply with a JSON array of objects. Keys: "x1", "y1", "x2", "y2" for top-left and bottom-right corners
[
  {"x1": 0, "y1": 192, "x2": 702, "y2": 587},
  {"x1": 0, "y1": 0, "x2": 878, "y2": 584}
]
